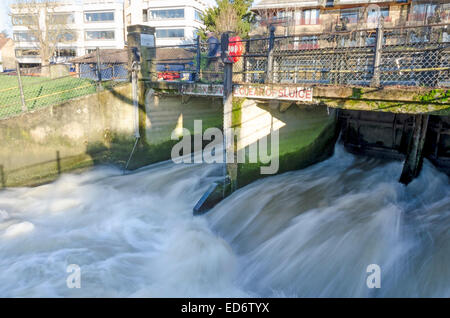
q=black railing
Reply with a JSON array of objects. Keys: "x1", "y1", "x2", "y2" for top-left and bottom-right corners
[{"x1": 146, "y1": 23, "x2": 450, "y2": 89}]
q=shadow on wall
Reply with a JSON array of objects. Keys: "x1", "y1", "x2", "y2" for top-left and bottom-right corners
[
  {"x1": 231, "y1": 99, "x2": 340, "y2": 189},
  {"x1": 0, "y1": 84, "x2": 224, "y2": 188}
]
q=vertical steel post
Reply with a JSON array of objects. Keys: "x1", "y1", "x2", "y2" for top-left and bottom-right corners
[
  {"x1": 399, "y1": 114, "x2": 429, "y2": 185},
  {"x1": 196, "y1": 35, "x2": 201, "y2": 82},
  {"x1": 96, "y1": 47, "x2": 102, "y2": 90},
  {"x1": 244, "y1": 41, "x2": 250, "y2": 83},
  {"x1": 15, "y1": 61, "x2": 26, "y2": 112},
  {"x1": 371, "y1": 22, "x2": 384, "y2": 87},
  {"x1": 266, "y1": 26, "x2": 275, "y2": 84},
  {"x1": 221, "y1": 33, "x2": 235, "y2": 192}
]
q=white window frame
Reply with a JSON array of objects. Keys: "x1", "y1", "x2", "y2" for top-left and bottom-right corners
[
  {"x1": 84, "y1": 11, "x2": 115, "y2": 23},
  {"x1": 85, "y1": 30, "x2": 115, "y2": 41},
  {"x1": 150, "y1": 8, "x2": 185, "y2": 20},
  {"x1": 155, "y1": 28, "x2": 185, "y2": 39}
]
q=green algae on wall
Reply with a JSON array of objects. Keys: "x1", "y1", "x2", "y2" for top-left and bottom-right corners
[
  {"x1": 230, "y1": 100, "x2": 339, "y2": 189},
  {"x1": 0, "y1": 85, "x2": 224, "y2": 188}
]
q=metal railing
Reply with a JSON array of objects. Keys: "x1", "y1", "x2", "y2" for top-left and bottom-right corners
[
  {"x1": 0, "y1": 49, "x2": 130, "y2": 119},
  {"x1": 147, "y1": 23, "x2": 450, "y2": 89},
  {"x1": 146, "y1": 39, "x2": 224, "y2": 84},
  {"x1": 233, "y1": 23, "x2": 450, "y2": 87}
]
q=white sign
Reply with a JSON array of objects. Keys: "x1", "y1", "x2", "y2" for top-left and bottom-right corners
[
  {"x1": 181, "y1": 84, "x2": 224, "y2": 97},
  {"x1": 141, "y1": 34, "x2": 155, "y2": 47},
  {"x1": 233, "y1": 85, "x2": 313, "y2": 102}
]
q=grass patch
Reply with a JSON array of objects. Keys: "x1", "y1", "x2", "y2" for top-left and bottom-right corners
[{"x1": 0, "y1": 74, "x2": 97, "y2": 119}]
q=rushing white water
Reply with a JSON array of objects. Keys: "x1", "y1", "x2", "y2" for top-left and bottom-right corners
[{"x1": 0, "y1": 146, "x2": 449, "y2": 297}]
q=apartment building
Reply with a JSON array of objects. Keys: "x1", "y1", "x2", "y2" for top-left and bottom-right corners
[
  {"x1": 124, "y1": 0, "x2": 208, "y2": 46},
  {"x1": 251, "y1": 0, "x2": 450, "y2": 36},
  {"x1": 11, "y1": 0, "x2": 125, "y2": 67}
]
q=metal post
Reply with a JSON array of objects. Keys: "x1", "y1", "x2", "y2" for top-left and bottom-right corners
[
  {"x1": 221, "y1": 33, "x2": 235, "y2": 192},
  {"x1": 96, "y1": 47, "x2": 102, "y2": 90},
  {"x1": 15, "y1": 61, "x2": 26, "y2": 112},
  {"x1": 399, "y1": 114, "x2": 429, "y2": 185},
  {"x1": 266, "y1": 26, "x2": 275, "y2": 84},
  {"x1": 370, "y1": 22, "x2": 384, "y2": 87},
  {"x1": 244, "y1": 41, "x2": 250, "y2": 83},
  {"x1": 196, "y1": 35, "x2": 201, "y2": 82}
]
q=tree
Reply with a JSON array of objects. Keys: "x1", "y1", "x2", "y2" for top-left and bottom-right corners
[
  {"x1": 10, "y1": 0, "x2": 76, "y2": 70},
  {"x1": 200, "y1": 0, "x2": 254, "y2": 38},
  {"x1": 1, "y1": 30, "x2": 10, "y2": 38}
]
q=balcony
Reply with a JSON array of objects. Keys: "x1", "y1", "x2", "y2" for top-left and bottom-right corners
[
  {"x1": 296, "y1": 18, "x2": 322, "y2": 26},
  {"x1": 407, "y1": 12, "x2": 450, "y2": 26}
]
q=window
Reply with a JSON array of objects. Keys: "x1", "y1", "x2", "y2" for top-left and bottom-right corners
[
  {"x1": 12, "y1": 15, "x2": 33, "y2": 26},
  {"x1": 85, "y1": 30, "x2": 115, "y2": 40},
  {"x1": 301, "y1": 9, "x2": 319, "y2": 25},
  {"x1": 13, "y1": 32, "x2": 36, "y2": 42},
  {"x1": 84, "y1": 11, "x2": 115, "y2": 22},
  {"x1": 410, "y1": 4, "x2": 437, "y2": 22},
  {"x1": 15, "y1": 49, "x2": 39, "y2": 57},
  {"x1": 49, "y1": 31, "x2": 76, "y2": 42},
  {"x1": 50, "y1": 13, "x2": 75, "y2": 24},
  {"x1": 156, "y1": 28, "x2": 184, "y2": 38},
  {"x1": 143, "y1": 10, "x2": 148, "y2": 22},
  {"x1": 443, "y1": 31, "x2": 450, "y2": 43},
  {"x1": 367, "y1": 7, "x2": 389, "y2": 23},
  {"x1": 86, "y1": 47, "x2": 114, "y2": 54},
  {"x1": 195, "y1": 10, "x2": 202, "y2": 21},
  {"x1": 150, "y1": 9, "x2": 184, "y2": 20},
  {"x1": 55, "y1": 48, "x2": 76, "y2": 57},
  {"x1": 340, "y1": 9, "x2": 359, "y2": 24},
  {"x1": 444, "y1": 5, "x2": 450, "y2": 22}
]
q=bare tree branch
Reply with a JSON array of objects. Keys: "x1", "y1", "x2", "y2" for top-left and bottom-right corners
[{"x1": 10, "y1": 0, "x2": 76, "y2": 69}]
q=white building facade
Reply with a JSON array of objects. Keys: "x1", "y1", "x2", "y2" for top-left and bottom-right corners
[
  {"x1": 124, "y1": 0, "x2": 209, "y2": 46},
  {"x1": 11, "y1": 0, "x2": 125, "y2": 66}
]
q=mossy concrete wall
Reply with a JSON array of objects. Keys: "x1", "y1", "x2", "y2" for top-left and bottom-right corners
[
  {"x1": 0, "y1": 84, "x2": 136, "y2": 187},
  {"x1": 314, "y1": 87, "x2": 450, "y2": 115},
  {"x1": 0, "y1": 84, "x2": 223, "y2": 187},
  {"x1": 130, "y1": 90, "x2": 223, "y2": 166},
  {"x1": 228, "y1": 99, "x2": 339, "y2": 189}
]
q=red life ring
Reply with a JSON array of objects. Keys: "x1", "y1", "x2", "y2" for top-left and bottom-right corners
[{"x1": 228, "y1": 36, "x2": 243, "y2": 63}]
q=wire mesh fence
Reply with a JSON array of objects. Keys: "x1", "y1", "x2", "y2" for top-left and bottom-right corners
[
  {"x1": 0, "y1": 49, "x2": 130, "y2": 120},
  {"x1": 234, "y1": 24, "x2": 450, "y2": 88},
  {"x1": 380, "y1": 25, "x2": 450, "y2": 87},
  {"x1": 146, "y1": 40, "x2": 224, "y2": 84},
  {"x1": 145, "y1": 24, "x2": 449, "y2": 90}
]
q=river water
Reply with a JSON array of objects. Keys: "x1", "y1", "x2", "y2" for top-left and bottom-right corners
[{"x1": 0, "y1": 146, "x2": 449, "y2": 297}]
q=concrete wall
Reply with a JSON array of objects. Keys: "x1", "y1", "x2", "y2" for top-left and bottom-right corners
[
  {"x1": 0, "y1": 84, "x2": 223, "y2": 187},
  {"x1": 145, "y1": 90, "x2": 223, "y2": 145},
  {"x1": 228, "y1": 99, "x2": 339, "y2": 189},
  {"x1": 0, "y1": 84, "x2": 135, "y2": 187},
  {"x1": 134, "y1": 90, "x2": 223, "y2": 166}
]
